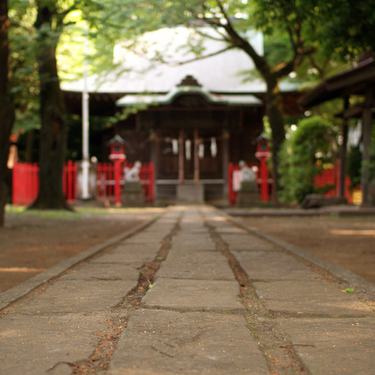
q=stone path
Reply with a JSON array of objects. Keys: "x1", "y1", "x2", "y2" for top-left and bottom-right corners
[{"x1": 0, "y1": 206, "x2": 374, "y2": 374}]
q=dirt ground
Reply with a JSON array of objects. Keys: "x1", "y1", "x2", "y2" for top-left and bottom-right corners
[
  {"x1": 0, "y1": 206, "x2": 163, "y2": 293},
  {"x1": 239, "y1": 215, "x2": 375, "y2": 284},
  {"x1": 0, "y1": 207, "x2": 375, "y2": 294}
]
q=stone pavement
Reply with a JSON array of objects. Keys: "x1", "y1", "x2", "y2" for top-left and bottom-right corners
[{"x1": 0, "y1": 206, "x2": 375, "y2": 374}]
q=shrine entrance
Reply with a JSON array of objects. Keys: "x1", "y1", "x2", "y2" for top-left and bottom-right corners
[{"x1": 158, "y1": 128, "x2": 223, "y2": 182}]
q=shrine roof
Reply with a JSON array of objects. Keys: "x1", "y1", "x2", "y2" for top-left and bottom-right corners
[
  {"x1": 61, "y1": 26, "x2": 300, "y2": 99},
  {"x1": 299, "y1": 57, "x2": 375, "y2": 109},
  {"x1": 116, "y1": 86, "x2": 263, "y2": 107}
]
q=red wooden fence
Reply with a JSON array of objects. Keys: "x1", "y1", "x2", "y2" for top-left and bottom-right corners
[
  {"x1": 12, "y1": 160, "x2": 350, "y2": 207},
  {"x1": 314, "y1": 164, "x2": 352, "y2": 203},
  {"x1": 12, "y1": 161, "x2": 154, "y2": 206},
  {"x1": 228, "y1": 162, "x2": 352, "y2": 206},
  {"x1": 96, "y1": 161, "x2": 154, "y2": 204}
]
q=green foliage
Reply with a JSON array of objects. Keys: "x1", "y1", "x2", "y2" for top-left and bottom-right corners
[
  {"x1": 316, "y1": 0, "x2": 375, "y2": 60},
  {"x1": 278, "y1": 116, "x2": 337, "y2": 203},
  {"x1": 347, "y1": 145, "x2": 362, "y2": 189},
  {"x1": 9, "y1": 2, "x2": 40, "y2": 133}
]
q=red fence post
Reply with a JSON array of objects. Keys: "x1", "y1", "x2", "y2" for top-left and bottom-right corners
[
  {"x1": 62, "y1": 160, "x2": 77, "y2": 203},
  {"x1": 139, "y1": 163, "x2": 148, "y2": 204},
  {"x1": 12, "y1": 162, "x2": 19, "y2": 205},
  {"x1": 259, "y1": 157, "x2": 269, "y2": 202},
  {"x1": 113, "y1": 160, "x2": 122, "y2": 206}
]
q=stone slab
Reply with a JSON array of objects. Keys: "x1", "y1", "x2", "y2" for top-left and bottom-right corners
[
  {"x1": 61, "y1": 262, "x2": 140, "y2": 281},
  {"x1": 278, "y1": 317, "x2": 375, "y2": 375},
  {"x1": 236, "y1": 191, "x2": 260, "y2": 207},
  {"x1": 141, "y1": 227, "x2": 173, "y2": 237},
  {"x1": 177, "y1": 183, "x2": 204, "y2": 203},
  {"x1": 179, "y1": 222, "x2": 206, "y2": 230},
  {"x1": 215, "y1": 226, "x2": 248, "y2": 234},
  {"x1": 124, "y1": 236, "x2": 164, "y2": 244},
  {"x1": 221, "y1": 233, "x2": 279, "y2": 251},
  {"x1": 91, "y1": 245, "x2": 159, "y2": 264},
  {"x1": 121, "y1": 192, "x2": 144, "y2": 207},
  {"x1": 90, "y1": 253, "x2": 146, "y2": 265},
  {"x1": 123, "y1": 233, "x2": 167, "y2": 241},
  {"x1": 174, "y1": 233, "x2": 212, "y2": 241},
  {"x1": 233, "y1": 251, "x2": 318, "y2": 281},
  {"x1": 143, "y1": 279, "x2": 245, "y2": 311},
  {"x1": 253, "y1": 280, "x2": 375, "y2": 317},
  {"x1": 171, "y1": 243, "x2": 217, "y2": 252},
  {"x1": 172, "y1": 235, "x2": 216, "y2": 252},
  {"x1": 174, "y1": 231, "x2": 211, "y2": 238},
  {"x1": 108, "y1": 309, "x2": 270, "y2": 375},
  {"x1": 157, "y1": 251, "x2": 235, "y2": 281},
  {"x1": 178, "y1": 228, "x2": 208, "y2": 233},
  {"x1": 0, "y1": 313, "x2": 109, "y2": 375},
  {"x1": 204, "y1": 219, "x2": 232, "y2": 228},
  {"x1": 19, "y1": 279, "x2": 137, "y2": 314}
]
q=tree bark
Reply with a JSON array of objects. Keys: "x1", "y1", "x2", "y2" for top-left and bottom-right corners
[
  {"x1": 30, "y1": 2, "x2": 70, "y2": 210},
  {"x1": 0, "y1": 0, "x2": 15, "y2": 226},
  {"x1": 265, "y1": 78, "x2": 286, "y2": 204}
]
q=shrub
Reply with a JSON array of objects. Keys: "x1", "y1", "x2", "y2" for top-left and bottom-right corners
[{"x1": 278, "y1": 116, "x2": 336, "y2": 203}]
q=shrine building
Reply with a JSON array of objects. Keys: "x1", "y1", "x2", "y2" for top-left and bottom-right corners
[{"x1": 62, "y1": 26, "x2": 301, "y2": 205}]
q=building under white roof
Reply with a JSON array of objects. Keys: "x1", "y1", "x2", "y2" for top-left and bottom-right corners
[{"x1": 62, "y1": 26, "x2": 302, "y2": 205}]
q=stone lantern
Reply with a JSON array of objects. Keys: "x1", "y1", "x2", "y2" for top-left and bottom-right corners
[{"x1": 107, "y1": 135, "x2": 126, "y2": 161}]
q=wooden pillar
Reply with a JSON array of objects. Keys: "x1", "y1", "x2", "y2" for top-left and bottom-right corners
[
  {"x1": 194, "y1": 129, "x2": 199, "y2": 183},
  {"x1": 222, "y1": 129, "x2": 230, "y2": 199},
  {"x1": 339, "y1": 97, "x2": 349, "y2": 198},
  {"x1": 361, "y1": 86, "x2": 373, "y2": 207},
  {"x1": 179, "y1": 129, "x2": 184, "y2": 183}
]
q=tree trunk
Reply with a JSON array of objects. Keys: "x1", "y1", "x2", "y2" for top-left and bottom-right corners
[
  {"x1": 0, "y1": 0, "x2": 15, "y2": 226},
  {"x1": 25, "y1": 129, "x2": 35, "y2": 163},
  {"x1": 30, "y1": 3, "x2": 70, "y2": 210},
  {"x1": 265, "y1": 77, "x2": 286, "y2": 204}
]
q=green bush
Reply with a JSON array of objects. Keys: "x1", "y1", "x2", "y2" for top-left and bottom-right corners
[{"x1": 278, "y1": 116, "x2": 336, "y2": 203}]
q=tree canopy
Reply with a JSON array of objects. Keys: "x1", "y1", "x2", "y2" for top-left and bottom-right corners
[{"x1": 317, "y1": 0, "x2": 375, "y2": 60}]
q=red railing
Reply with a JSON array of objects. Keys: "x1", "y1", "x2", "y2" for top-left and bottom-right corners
[
  {"x1": 96, "y1": 161, "x2": 154, "y2": 205},
  {"x1": 63, "y1": 160, "x2": 78, "y2": 202},
  {"x1": 229, "y1": 162, "x2": 352, "y2": 206},
  {"x1": 314, "y1": 164, "x2": 352, "y2": 202},
  {"x1": 12, "y1": 161, "x2": 154, "y2": 206},
  {"x1": 96, "y1": 162, "x2": 115, "y2": 201}
]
